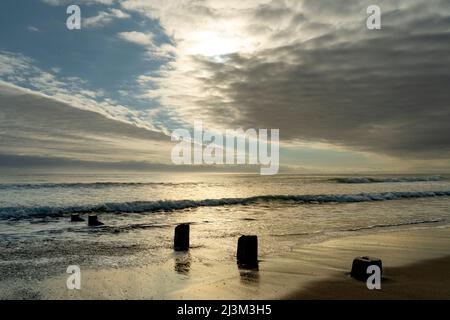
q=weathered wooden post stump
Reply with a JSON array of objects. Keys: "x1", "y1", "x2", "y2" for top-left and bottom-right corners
[
  {"x1": 174, "y1": 224, "x2": 190, "y2": 251},
  {"x1": 237, "y1": 235, "x2": 258, "y2": 267},
  {"x1": 70, "y1": 213, "x2": 84, "y2": 222},
  {"x1": 351, "y1": 256, "x2": 382, "y2": 281},
  {"x1": 88, "y1": 214, "x2": 104, "y2": 227}
]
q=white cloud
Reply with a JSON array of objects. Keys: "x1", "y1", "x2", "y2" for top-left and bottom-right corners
[
  {"x1": 84, "y1": 8, "x2": 130, "y2": 28},
  {"x1": 27, "y1": 26, "x2": 39, "y2": 32},
  {"x1": 117, "y1": 31, "x2": 176, "y2": 60},
  {"x1": 0, "y1": 51, "x2": 33, "y2": 77},
  {"x1": 117, "y1": 31, "x2": 154, "y2": 46}
]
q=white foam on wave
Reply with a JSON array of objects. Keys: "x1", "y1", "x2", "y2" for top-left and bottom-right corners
[
  {"x1": 1, "y1": 190, "x2": 450, "y2": 220},
  {"x1": 342, "y1": 218, "x2": 444, "y2": 232},
  {"x1": 335, "y1": 176, "x2": 443, "y2": 183}
]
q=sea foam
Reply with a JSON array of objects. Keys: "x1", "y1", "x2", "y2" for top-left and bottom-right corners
[
  {"x1": 1, "y1": 190, "x2": 450, "y2": 220},
  {"x1": 335, "y1": 176, "x2": 442, "y2": 183}
]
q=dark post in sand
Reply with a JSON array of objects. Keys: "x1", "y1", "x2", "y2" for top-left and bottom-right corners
[
  {"x1": 237, "y1": 235, "x2": 258, "y2": 267},
  {"x1": 174, "y1": 224, "x2": 190, "y2": 251},
  {"x1": 71, "y1": 213, "x2": 84, "y2": 222},
  {"x1": 351, "y1": 256, "x2": 382, "y2": 281},
  {"x1": 88, "y1": 214, "x2": 104, "y2": 226}
]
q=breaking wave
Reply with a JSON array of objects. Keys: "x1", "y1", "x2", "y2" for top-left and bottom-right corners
[
  {"x1": 335, "y1": 176, "x2": 443, "y2": 184},
  {"x1": 1, "y1": 190, "x2": 450, "y2": 220},
  {"x1": 342, "y1": 218, "x2": 444, "y2": 232}
]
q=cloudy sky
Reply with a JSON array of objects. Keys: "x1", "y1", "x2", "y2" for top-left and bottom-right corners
[{"x1": 1, "y1": 0, "x2": 449, "y2": 173}]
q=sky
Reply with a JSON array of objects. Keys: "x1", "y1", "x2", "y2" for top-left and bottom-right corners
[{"x1": 0, "y1": 0, "x2": 450, "y2": 173}]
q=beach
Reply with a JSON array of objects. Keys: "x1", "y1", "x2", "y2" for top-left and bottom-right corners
[
  {"x1": 2, "y1": 0, "x2": 450, "y2": 304},
  {"x1": 1, "y1": 173, "x2": 450, "y2": 300},
  {"x1": 1, "y1": 226, "x2": 448, "y2": 299}
]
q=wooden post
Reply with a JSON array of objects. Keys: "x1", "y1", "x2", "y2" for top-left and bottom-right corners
[
  {"x1": 237, "y1": 235, "x2": 258, "y2": 267},
  {"x1": 174, "y1": 224, "x2": 190, "y2": 251},
  {"x1": 88, "y1": 214, "x2": 104, "y2": 226},
  {"x1": 351, "y1": 256, "x2": 382, "y2": 281},
  {"x1": 70, "y1": 213, "x2": 84, "y2": 222}
]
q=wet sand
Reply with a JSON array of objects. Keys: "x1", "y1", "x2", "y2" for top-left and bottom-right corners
[
  {"x1": 289, "y1": 255, "x2": 450, "y2": 299},
  {"x1": 3, "y1": 227, "x2": 450, "y2": 299},
  {"x1": 287, "y1": 227, "x2": 450, "y2": 299}
]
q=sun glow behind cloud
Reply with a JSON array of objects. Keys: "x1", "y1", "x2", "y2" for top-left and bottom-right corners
[
  {"x1": 186, "y1": 24, "x2": 256, "y2": 58},
  {"x1": 188, "y1": 31, "x2": 241, "y2": 57}
]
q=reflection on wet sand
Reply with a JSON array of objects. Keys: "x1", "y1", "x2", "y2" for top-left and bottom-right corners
[
  {"x1": 174, "y1": 252, "x2": 191, "y2": 275},
  {"x1": 238, "y1": 264, "x2": 260, "y2": 285}
]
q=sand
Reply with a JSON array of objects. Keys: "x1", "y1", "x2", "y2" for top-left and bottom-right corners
[
  {"x1": 287, "y1": 227, "x2": 450, "y2": 299},
  {"x1": 3, "y1": 227, "x2": 450, "y2": 299}
]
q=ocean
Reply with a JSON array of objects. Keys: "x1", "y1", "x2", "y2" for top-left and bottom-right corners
[{"x1": 1, "y1": 173, "x2": 450, "y2": 291}]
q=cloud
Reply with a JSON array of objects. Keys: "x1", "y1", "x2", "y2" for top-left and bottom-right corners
[
  {"x1": 117, "y1": 31, "x2": 176, "y2": 60},
  {"x1": 0, "y1": 81, "x2": 173, "y2": 164},
  {"x1": 0, "y1": 82, "x2": 271, "y2": 173},
  {"x1": 42, "y1": 0, "x2": 116, "y2": 6},
  {"x1": 84, "y1": 8, "x2": 130, "y2": 28},
  {"x1": 0, "y1": 154, "x2": 267, "y2": 173},
  {"x1": 4, "y1": 0, "x2": 450, "y2": 172},
  {"x1": 0, "y1": 50, "x2": 154, "y2": 131},
  {"x1": 122, "y1": 0, "x2": 450, "y2": 162},
  {"x1": 27, "y1": 26, "x2": 39, "y2": 32},
  {"x1": 118, "y1": 31, "x2": 154, "y2": 46}
]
